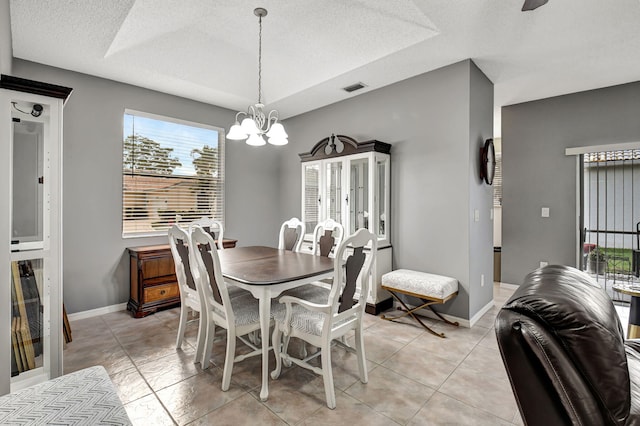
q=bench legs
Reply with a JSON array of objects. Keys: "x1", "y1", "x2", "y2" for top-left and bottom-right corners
[{"x1": 381, "y1": 290, "x2": 459, "y2": 338}]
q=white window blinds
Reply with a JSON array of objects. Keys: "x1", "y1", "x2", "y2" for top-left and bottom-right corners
[{"x1": 122, "y1": 110, "x2": 225, "y2": 237}]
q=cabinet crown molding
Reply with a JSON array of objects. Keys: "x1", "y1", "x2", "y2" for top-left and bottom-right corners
[
  {"x1": 1, "y1": 74, "x2": 73, "y2": 102},
  {"x1": 299, "y1": 134, "x2": 391, "y2": 162}
]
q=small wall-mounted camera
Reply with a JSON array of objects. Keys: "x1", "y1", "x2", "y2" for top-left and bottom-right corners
[{"x1": 31, "y1": 104, "x2": 43, "y2": 117}]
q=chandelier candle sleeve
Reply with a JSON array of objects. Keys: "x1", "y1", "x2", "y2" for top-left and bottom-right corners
[{"x1": 227, "y1": 8, "x2": 288, "y2": 146}]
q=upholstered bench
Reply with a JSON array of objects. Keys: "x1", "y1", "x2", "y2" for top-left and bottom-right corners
[
  {"x1": 381, "y1": 269, "x2": 459, "y2": 338},
  {"x1": 0, "y1": 366, "x2": 131, "y2": 425}
]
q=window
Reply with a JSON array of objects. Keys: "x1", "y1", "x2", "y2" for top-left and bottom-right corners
[
  {"x1": 122, "y1": 110, "x2": 224, "y2": 237},
  {"x1": 493, "y1": 152, "x2": 502, "y2": 207}
]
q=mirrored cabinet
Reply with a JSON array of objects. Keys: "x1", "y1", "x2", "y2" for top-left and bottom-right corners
[
  {"x1": 300, "y1": 135, "x2": 392, "y2": 314},
  {"x1": 0, "y1": 75, "x2": 72, "y2": 394}
]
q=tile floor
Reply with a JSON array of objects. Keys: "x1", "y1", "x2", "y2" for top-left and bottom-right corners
[{"x1": 64, "y1": 284, "x2": 523, "y2": 425}]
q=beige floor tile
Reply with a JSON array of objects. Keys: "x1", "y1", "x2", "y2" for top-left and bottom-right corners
[
  {"x1": 121, "y1": 329, "x2": 182, "y2": 365},
  {"x1": 104, "y1": 310, "x2": 162, "y2": 331},
  {"x1": 124, "y1": 393, "x2": 175, "y2": 426},
  {"x1": 360, "y1": 329, "x2": 405, "y2": 365},
  {"x1": 477, "y1": 328, "x2": 499, "y2": 350},
  {"x1": 405, "y1": 330, "x2": 479, "y2": 366},
  {"x1": 513, "y1": 409, "x2": 525, "y2": 425},
  {"x1": 366, "y1": 314, "x2": 426, "y2": 345},
  {"x1": 408, "y1": 391, "x2": 512, "y2": 426},
  {"x1": 382, "y1": 343, "x2": 458, "y2": 389},
  {"x1": 459, "y1": 343, "x2": 509, "y2": 381},
  {"x1": 188, "y1": 393, "x2": 286, "y2": 425},
  {"x1": 258, "y1": 366, "x2": 327, "y2": 424},
  {"x1": 300, "y1": 391, "x2": 400, "y2": 425},
  {"x1": 474, "y1": 310, "x2": 499, "y2": 329},
  {"x1": 325, "y1": 344, "x2": 373, "y2": 391},
  {"x1": 112, "y1": 319, "x2": 174, "y2": 345},
  {"x1": 109, "y1": 367, "x2": 153, "y2": 404},
  {"x1": 346, "y1": 364, "x2": 436, "y2": 424},
  {"x1": 430, "y1": 321, "x2": 489, "y2": 345},
  {"x1": 63, "y1": 342, "x2": 134, "y2": 376},
  {"x1": 137, "y1": 348, "x2": 201, "y2": 392},
  {"x1": 68, "y1": 316, "x2": 110, "y2": 339},
  {"x1": 438, "y1": 364, "x2": 518, "y2": 421},
  {"x1": 156, "y1": 370, "x2": 245, "y2": 425},
  {"x1": 153, "y1": 307, "x2": 184, "y2": 330}
]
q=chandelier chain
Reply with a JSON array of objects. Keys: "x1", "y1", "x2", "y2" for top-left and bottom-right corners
[{"x1": 257, "y1": 13, "x2": 262, "y2": 105}]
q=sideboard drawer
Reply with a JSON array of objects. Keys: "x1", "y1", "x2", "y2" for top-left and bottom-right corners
[{"x1": 144, "y1": 283, "x2": 180, "y2": 303}]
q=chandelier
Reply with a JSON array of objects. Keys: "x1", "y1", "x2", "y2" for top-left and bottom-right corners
[{"x1": 226, "y1": 7, "x2": 288, "y2": 146}]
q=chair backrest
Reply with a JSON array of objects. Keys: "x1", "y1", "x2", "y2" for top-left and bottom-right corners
[
  {"x1": 189, "y1": 217, "x2": 225, "y2": 250},
  {"x1": 278, "y1": 217, "x2": 304, "y2": 252},
  {"x1": 495, "y1": 265, "x2": 630, "y2": 426},
  {"x1": 168, "y1": 224, "x2": 197, "y2": 294},
  {"x1": 189, "y1": 225, "x2": 234, "y2": 324},
  {"x1": 328, "y1": 228, "x2": 376, "y2": 316},
  {"x1": 312, "y1": 218, "x2": 344, "y2": 258}
]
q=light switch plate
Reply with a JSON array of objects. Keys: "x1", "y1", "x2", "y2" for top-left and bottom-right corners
[
  {"x1": 474, "y1": 209, "x2": 480, "y2": 222},
  {"x1": 541, "y1": 207, "x2": 550, "y2": 217}
]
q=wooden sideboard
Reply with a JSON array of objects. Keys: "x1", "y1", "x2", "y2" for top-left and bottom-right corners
[{"x1": 127, "y1": 239, "x2": 237, "y2": 318}]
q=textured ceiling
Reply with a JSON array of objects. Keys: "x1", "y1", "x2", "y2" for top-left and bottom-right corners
[{"x1": 9, "y1": 0, "x2": 640, "y2": 136}]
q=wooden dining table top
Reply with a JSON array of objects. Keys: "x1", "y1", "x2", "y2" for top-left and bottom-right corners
[{"x1": 218, "y1": 246, "x2": 334, "y2": 286}]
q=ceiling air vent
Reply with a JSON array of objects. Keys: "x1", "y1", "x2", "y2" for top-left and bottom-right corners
[{"x1": 342, "y1": 82, "x2": 367, "y2": 93}]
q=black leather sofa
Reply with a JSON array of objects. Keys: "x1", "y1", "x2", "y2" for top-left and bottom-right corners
[{"x1": 495, "y1": 265, "x2": 640, "y2": 425}]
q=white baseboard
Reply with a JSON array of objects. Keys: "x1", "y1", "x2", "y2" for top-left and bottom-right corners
[
  {"x1": 499, "y1": 282, "x2": 519, "y2": 290},
  {"x1": 469, "y1": 299, "x2": 494, "y2": 327},
  {"x1": 67, "y1": 303, "x2": 127, "y2": 321}
]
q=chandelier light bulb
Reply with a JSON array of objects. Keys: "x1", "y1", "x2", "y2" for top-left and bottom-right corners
[{"x1": 247, "y1": 133, "x2": 267, "y2": 146}]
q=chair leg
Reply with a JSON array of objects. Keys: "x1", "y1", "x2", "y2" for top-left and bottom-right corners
[
  {"x1": 221, "y1": 329, "x2": 236, "y2": 391},
  {"x1": 176, "y1": 304, "x2": 188, "y2": 349},
  {"x1": 321, "y1": 340, "x2": 336, "y2": 409},
  {"x1": 354, "y1": 327, "x2": 368, "y2": 384},
  {"x1": 283, "y1": 334, "x2": 293, "y2": 368},
  {"x1": 271, "y1": 325, "x2": 283, "y2": 380},
  {"x1": 201, "y1": 317, "x2": 215, "y2": 369},
  {"x1": 194, "y1": 310, "x2": 206, "y2": 364}
]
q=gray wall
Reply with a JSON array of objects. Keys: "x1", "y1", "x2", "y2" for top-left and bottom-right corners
[
  {"x1": 280, "y1": 60, "x2": 494, "y2": 320},
  {"x1": 0, "y1": 1, "x2": 12, "y2": 74},
  {"x1": 468, "y1": 62, "x2": 495, "y2": 315},
  {"x1": 502, "y1": 81, "x2": 640, "y2": 285},
  {"x1": 12, "y1": 59, "x2": 283, "y2": 313}
]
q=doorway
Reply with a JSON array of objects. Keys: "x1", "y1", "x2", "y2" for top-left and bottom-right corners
[{"x1": 578, "y1": 146, "x2": 640, "y2": 297}]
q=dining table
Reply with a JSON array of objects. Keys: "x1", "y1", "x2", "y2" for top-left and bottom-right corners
[{"x1": 217, "y1": 245, "x2": 334, "y2": 401}]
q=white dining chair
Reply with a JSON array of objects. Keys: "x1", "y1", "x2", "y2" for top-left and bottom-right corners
[
  {"x1": 278, "y1": 217, "x2": 304, "y2": 252},
  {"x1": 190, "y1": 225, "x2": 284, "y2": 390},
  {"x1": 284, "y1": 218, "x2": 345, "y2": 302},
  {"x1": 271, "y1": 228, "x2": 377, "y2": 409},
  {"x1": 189, "y1": 217, "x2": 224, "y2": 249},
  {"x1": 168, "y1": 225, "x2": 206, "y2": 363},
  {"x1": 312, "y1": 218, "x2": 344, "y2": 258}
]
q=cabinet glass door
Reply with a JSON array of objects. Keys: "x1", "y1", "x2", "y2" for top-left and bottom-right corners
[
  {"x1": 302, "y1": 163, "x2": 320, "y2": 235},
  {"x1": 349, "y1": 158, "x2": 369, "y2": 235},
  {"x1": 375, "y1": 156, "x2": 389, "y2": 240},
  {"x1": 12, "y1": 118, "x2": 44, "y2": 249},
  {"x1": 10, "y1": 258, "x2": 46, "y2": 378},
  {"x1": 325, "y1": 161, "x2": 343, "y2": 224}
]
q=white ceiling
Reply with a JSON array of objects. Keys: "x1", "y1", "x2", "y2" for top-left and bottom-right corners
[{"x1": 9, "y1": 0, "x2": 640, "y2": 136}]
